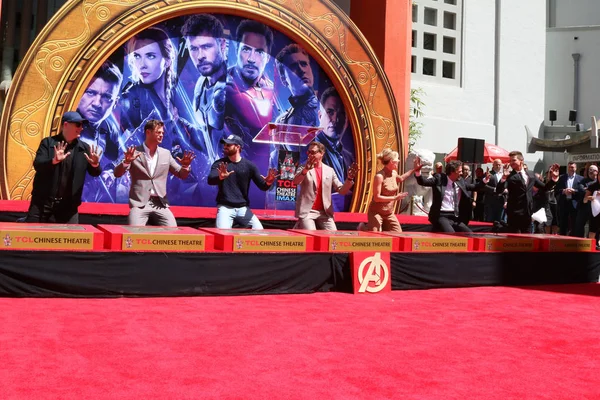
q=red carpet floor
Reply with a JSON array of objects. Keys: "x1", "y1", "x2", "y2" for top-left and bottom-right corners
[{"x1": 1, "y1": 284, "x2": 599, "y2": 399}]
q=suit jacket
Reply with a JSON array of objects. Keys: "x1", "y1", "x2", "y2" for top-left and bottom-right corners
[
  {"x1": 114, "y1": 145, "x2": 189, "y2": 208},
  {"x1": 415, "y1": 173, "x2": 481, "y2": 225},
  {"x1": 294, "y1": 163, "x2": 353, "y2": 219},
  {"x1": 497, "y1": 170, "x2": 556, "y2": 217},
  {"x1": 31, "y1": 133, "x2": 101, "y2": 206},
  {"x1": 483, "y1": 170, "x2": 504, "y2": 206},
  {"x1": 554, "y1": 173, "x2": 584, "y2": 208}
]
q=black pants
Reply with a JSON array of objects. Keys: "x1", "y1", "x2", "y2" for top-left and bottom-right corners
[
  {"x1": 433, "y1": 212, "x2": 472, "y2": 233},
  {"x1": 25, "y1": 198, "x2": 79, "y2": 224},
  {"x1": 558, "y1": 200, "x2": 578, "y2": 235},
  {"x1": 507, "y1": 213, "x2": 531, "y2": 233}
]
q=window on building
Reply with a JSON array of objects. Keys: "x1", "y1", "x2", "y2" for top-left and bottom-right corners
[
  {"x1": 423, "y1": 32, "x2": 436, "y2": 51},
  {"x1": 424, "y1": 8, "x2": 438, "y2": 26},
  {"x1": 443, "y1": 36, "x2": 455, "y2": 54},
  {"x1": 444, "y1": 12, "x2": 456, "y2": 30},
  {"x1": 411, "y1": 0, "x2": 463, "y2": 85},
  {"x1": 423, "y1": 58, "x2": 436, "y2": 76},
  {"x1": 442, "y1": 61, "x2": 455, "y2": 79}
]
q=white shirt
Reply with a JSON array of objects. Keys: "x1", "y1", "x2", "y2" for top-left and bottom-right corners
[
  {"x1": 441, "y1": 178, "x2": 459, "y2": 212},
  {"x1": 520, "y1": 170, "x2": 528, "y2": 185},
  {"x1": 143, "y1": 143, "x2": 159, "y2": 196},
  {"x1": 566, "y1": 174, "x2": 575, "y2": 199}
]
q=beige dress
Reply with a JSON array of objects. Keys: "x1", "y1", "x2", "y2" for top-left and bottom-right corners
[{"x1": 366, "y1": 170, "x2": 402, "y2": 232}]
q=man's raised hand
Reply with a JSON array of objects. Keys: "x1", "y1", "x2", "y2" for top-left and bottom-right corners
[
  {"x1": 262, "y1": 168, "x2": 279, "y2": 186},
  {"x1": 413, "y1": 156, "x2": 423, "y2": 172},
  {"x1": 53, "y1": 141, "x2": 71, "y2": 164},
  {"x1": 84, "y1": 144, "x2": 103, "y2": 167},
  {"x1": 218, "y1": 162, "x2": 234, "y2": 180},
  {"x1": 177, "y1": 150, "x2": 196, "y2": 168},
  {"x1": 347, "y1": 162, "x2": 359, "y2": 180},
  {"x1": 502, "y1": 163, "x2": 511, "y2": 180},
  {"x1": 305, "y1": 154, "x2": 316, "y2": 170},
  {"x1": 124, "y1": 146, "x2": 142, "y2": 164}
]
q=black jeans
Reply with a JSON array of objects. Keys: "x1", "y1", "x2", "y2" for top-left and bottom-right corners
[
  {"x1": 507, "y1": 214, "x2": 531, "y2": 234},
  {"x1": 433, "y1": 212, "x2": 472, "y2": 233},
  {"x1": 25, "y1": 198, "x2": 79, "y2": 224}
]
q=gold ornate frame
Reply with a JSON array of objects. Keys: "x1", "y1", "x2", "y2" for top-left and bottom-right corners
[{"x1": 0, "y1": 0, "x2": 404, "y2": 212}]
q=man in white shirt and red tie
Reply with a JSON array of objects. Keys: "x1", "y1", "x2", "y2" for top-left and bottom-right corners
[
  {"x1": 554, "y1": 161, "x2": 584, "y2": 236},
  {"x1": 413, "y1": 158, "x2": 487, "y2": 233},
  {"x1": 497, "y1": 150, "x2": 560, "y2": 233}
]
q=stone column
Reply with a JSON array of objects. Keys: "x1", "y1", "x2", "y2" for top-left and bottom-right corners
[{"x1": 351, "y1": 0, "x2": 412, "y2": 156}]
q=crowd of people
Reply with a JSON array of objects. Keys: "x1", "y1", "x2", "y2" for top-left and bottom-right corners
[
  {"x1": 419, "y1": 154, "x2": 600, "y2": 247},
  {"x1": 27, "y1": 112, "x2": 599, "y2": 247},
  {"x1": 25, "y1": 111, "x2": 358, "y2": 230}
]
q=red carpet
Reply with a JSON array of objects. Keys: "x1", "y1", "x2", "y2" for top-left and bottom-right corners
[{"x1": 1, "y1": 285, "x2": 599, "y2": 399}]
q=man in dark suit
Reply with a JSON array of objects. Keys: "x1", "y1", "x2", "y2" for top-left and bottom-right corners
[
  {"x1": 25, "y1": 111, "x2": 103, "y2": 223},
  {"x1": 414, "y1": 158, "x2": 487, "y2": 232},
  {"x1": 497, "y1": 151, "x2": 559, "y2": 233},
  {"x1": 483, "y1": 158, "x2": 505, "y2": 222},
  {"x1": 554, "y1": 161, "x2": 584, "y2": 236}
]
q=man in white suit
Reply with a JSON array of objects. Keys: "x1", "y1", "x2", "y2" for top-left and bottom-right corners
[
  {"x1": 114, "y1": 120, "x2": 195, "y2": 226},
  {"x1": 293, "y1": 141, "x2": 358, "y2": 230}
]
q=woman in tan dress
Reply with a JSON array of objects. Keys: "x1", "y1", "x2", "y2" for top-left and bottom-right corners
[{"x1": 365, "y1": 149, "x2": 413, "y2": 232}]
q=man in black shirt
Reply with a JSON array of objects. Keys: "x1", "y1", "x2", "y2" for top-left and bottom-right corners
[
  {"x1": 25, "y1": 111, "x2": 103, "y2": 223},
  {"x1": 207, "y1": 134, "x2": 277, "y2": 228}
]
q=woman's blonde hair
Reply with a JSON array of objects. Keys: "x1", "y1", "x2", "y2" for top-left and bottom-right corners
[{"x1": 377, "y1": 148, "x2": 399, "y2": 165}]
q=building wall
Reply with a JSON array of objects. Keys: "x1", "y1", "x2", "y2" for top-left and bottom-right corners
[
  {"x1": 554, "y1": 0, "x2": 600, "y2": 27},
  {"x1": 411, "y1": 0, "x2": 546, "y2": 166},
  {"x1": 546, "y1": 27, "x2": 600, "y2": 129},
  {"x1": 544, "y1": 1, "x2": 600, "y2": 168},
  {"x1": 497, "y1": 0, "x2": 546, "y2": 162},
  {"x1": 412, "y1": 0, "x2": 496, "y2": 155}
]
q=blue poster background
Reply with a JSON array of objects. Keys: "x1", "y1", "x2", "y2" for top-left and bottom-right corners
[{"x1": 77, "y1": 13, "x2": 355, "y2": 211}]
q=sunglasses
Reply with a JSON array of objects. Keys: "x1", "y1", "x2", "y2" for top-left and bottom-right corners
[
  {"x1": 307, "y1": 149, "x2": 320, "y2": 155},
  {"x1": 70, "y1": 122, "x2": 83, "y2": 128}
]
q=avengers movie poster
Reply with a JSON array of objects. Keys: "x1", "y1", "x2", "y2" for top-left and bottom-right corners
[{"x1": 76, "y1": 13, "x2": 356, "y2": 211}]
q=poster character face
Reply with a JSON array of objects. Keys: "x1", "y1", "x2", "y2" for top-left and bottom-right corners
[
  {"x1": 131, "y1": 39, "x2": 169, "y2": 85},
  {"x1": 78, "y1": 77, "x2": 119, "y2": 124},
  {"x1": 237, "y1": 32, "x2": 270, "y2": 82},
  {"x1": 320, "y1": 93, "x2": 346, "y2": 138},
  {"x1": 186, "y1": 35, "x2": 226, "y2": 77},
  {"x1": 78, "y1": 14, "x2": 356, "y2": 211},
  {"x1": 281, "y1": 51, "x2": 313, "y2": 96}
]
